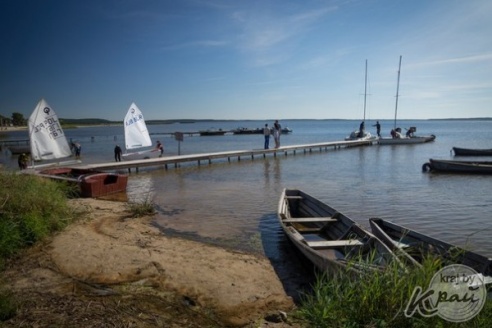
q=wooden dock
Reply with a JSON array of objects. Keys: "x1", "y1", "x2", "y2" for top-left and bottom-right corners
[{"x1": 70, "y1": 139, "x2": 374, "y2": 173}]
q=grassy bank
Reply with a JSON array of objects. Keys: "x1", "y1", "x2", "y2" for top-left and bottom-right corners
[
  {"x1": 0, "y1": 172, "x2": 77, "y2": 320},
  {"x1": 297, "y1": 256, "x2": 492, "y2": 327}
]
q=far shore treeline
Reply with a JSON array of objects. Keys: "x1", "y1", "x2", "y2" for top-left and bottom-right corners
[{"x1": 2, "y1": 113, "x2": 492, "y2": 128}]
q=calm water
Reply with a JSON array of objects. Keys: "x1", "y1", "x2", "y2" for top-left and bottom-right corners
[{"x1": 2, "y1": 119, "x2": 492, "y2": 296}]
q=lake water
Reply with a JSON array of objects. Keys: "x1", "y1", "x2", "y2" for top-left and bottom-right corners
[{"x1": 2, "y1": 119, "x2": 492, "y2": 297}]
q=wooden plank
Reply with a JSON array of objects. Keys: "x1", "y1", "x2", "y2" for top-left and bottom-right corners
[
  {"x1": 283, "y1": 217, "x2": 338, "y2": 223},
  {"x1": 285, "y1": 196, "x2": 303, "y2": 199},
  {"x1": 306, "y1": 239, "x2": 363, "y2": 248}
]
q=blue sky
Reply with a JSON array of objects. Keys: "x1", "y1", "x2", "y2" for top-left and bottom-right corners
[{"x1": 1, "y1": 0, "x2": 491, "y2": 121}]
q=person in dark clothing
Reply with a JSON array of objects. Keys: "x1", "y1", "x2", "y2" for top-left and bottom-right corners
[
  {"x1": 373, "y1": 121, "x2": 381, "y2": 137},
  {"x1": 358, "y1": 121, "x2": 365, "y2": 138},
  {"x1": 18, "y1": 153, "x2": 28, "y2": 170},
  {"x1": 155, "y1": 140, "x2": 164, "y2": 157},
  {"x1": 263, "y1": 123, "x2": 271, "y2": 149},
  {"x1": 114, "y1": 145, "x2": 122, "y2": 162}
]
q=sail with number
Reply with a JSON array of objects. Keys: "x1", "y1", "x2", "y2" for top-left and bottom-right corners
[
  {"x1": 123, "y1": 102, "x2": 152, "y2": 156},
  {"x1": 28, "y1": 99, "x2": 72, "y2": 161}
]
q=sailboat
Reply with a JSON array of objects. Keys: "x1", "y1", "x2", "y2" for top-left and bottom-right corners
[
  {"x1": 122, "y1": 102, "x2": 154, "y2": 158},
  {"x1": 345, "y1": 59, "x2": 377, "y2": 141},
  {"x1": 28, "y1": 98, "x2": 128, "y2": 197},
  {"x1": 28, "y1": 98, "x2": 78, "y2": 167},
  {"x1": 378, "y1": 56, "x2": 436, "y2": 145}
]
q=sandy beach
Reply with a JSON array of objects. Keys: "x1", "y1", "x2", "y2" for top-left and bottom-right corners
[{"x1": 2, "y1": 198, "x2": 298, "y2": 327}]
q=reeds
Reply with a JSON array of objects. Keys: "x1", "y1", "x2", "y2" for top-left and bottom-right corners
[{"x1": 297, "y1": 252, "x2": 492, "y2": 327}]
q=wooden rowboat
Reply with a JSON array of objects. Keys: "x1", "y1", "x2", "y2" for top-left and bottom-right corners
[
  {"x1": 278, "y1": 189, "x2": 401, "y2": 274},
  {"x1": 38, "y1": 167, "x2": 128, "y2": 198},
  {"x1": 422, "y1": 158, "x2": 492, "y2": 174},
  {"x1": 452, "y1": 147, "x2": 492, "y2": 156},
  {"x1": 369, "y1": 218, "x2": 492, "y2": 277}
]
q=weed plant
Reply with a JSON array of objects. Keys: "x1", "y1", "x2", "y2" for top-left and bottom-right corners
[
  {"x1": 127, "y1": 195, "x2": 156, "y2": 218},
  {"x1": 297, "y1": 254, "x2": 492, "y2": 327}
]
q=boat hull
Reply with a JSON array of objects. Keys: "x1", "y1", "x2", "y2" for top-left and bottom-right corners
[
  {"x1": 278, "y1": 189, "x2": 400, "y2": 274},
  {"x1": 422, "y1": 159, "x2": 492, "y2": 174},
  {"x1": 452, "y1": 147, "x2": 492, "y2": 156},
  {"x1": 38, "y1": 167, "x2": 128, "y2": 198},
  {"x1": 369, "y1": 218, "x2": 492, "y2": 275},
  {"x1": 378, "y1": 135, "x2": 436, "y2": 145}
]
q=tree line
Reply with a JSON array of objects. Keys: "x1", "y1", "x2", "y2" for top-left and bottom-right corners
[{"x1": 0, "y1": 113, "x2": 26, "y2": 126}]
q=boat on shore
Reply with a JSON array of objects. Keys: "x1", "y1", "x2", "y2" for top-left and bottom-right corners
[
  {"x1": 422, "y1": 158, "x2": 492, "y2": 174},
  {"x1": 452, "y1": 147, "x2": 492, "y2": 156},
  {"x1": 278, "y1": 188, "x2": 401, "y2": 274},
  {"x1": 369, "y1": 218, "x2": 492, "y2": 277},
  {"x1": 37, "y1": 167, "x2": 128, "y2": 198}
]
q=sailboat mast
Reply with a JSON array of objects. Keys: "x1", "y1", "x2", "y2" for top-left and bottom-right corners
[
  {"x1": 393, "y1": 55, "x2": 402, "y2": 129},
  {"x1": 363, "y1": 59, "x2": 367, "y2": 122}
]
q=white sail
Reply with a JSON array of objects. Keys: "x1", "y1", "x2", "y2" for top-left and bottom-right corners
[
  {"x1": 124, "y1": 102, "x2": 152, "y2": 151},
  {"x1": 28, "y1": 99, "x2": 72, "y2": 161}
]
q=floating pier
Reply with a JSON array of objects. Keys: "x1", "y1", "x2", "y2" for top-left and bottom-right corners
[{"x1": 70, "y1": 139, "x2": 374, "y2": 173}]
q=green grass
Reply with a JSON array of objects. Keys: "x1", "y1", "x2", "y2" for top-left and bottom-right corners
[
  {"x1": 0, "y1": 172, "x2": 75, "y2": 261},
  {"x1": 297, "y1": 254, "x2": 492, "y2": 327},
  {"x1": 0, "y1": 172, "x2": 80, "y2": 321}
]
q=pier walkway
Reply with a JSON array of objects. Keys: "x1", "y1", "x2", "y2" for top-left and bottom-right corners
[{"x1": 70, "y1": 139, "x2": 373, "y2": 173}]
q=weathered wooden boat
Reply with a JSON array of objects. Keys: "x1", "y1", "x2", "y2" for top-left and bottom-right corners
[
  {"x1": 38, "y1": 167, "x2": 128, "y2": 198},
  {"x1": 278, "y1": 189, "x2": 401, "y2": 274},
  {"x1": 422, "y1": 158, "x2": 492, "y2": 174},
  {"x1": 452, "y1": 147, "x2": 492, "y2": 156},
  {"x1": 369, "y1": 218, "x2": 492, "y2": 276}
]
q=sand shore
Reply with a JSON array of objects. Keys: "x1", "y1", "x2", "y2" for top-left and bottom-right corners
[{"x1": 2, "y1": 198, "x2": 299, "y2": 327}]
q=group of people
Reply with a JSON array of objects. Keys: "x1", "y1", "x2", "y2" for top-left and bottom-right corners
[{"x1": 263, "y1": 120, "x2": 282, "y2": 149}]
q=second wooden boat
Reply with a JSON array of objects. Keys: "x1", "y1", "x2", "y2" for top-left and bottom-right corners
[
  {"x1": 452, "y1": 147, "x2": 492, "y2": 156},
  {"x1": 369, "y1": 218, "x2": 492, "y2": 276},
  {"x1": 278, "y1": 189, "x2": 401, "y2": 274},
  {"x1": 422, "y1": 158, "x2": 492, "y2": 174}
]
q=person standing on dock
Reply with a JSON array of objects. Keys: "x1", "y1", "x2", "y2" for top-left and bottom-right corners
[
  {"x1": 273, "y1": 120, "x2": 281, "y2": 148},
  {"x1": 373, "y1": 121, "x2": 381, "y2": 137},
  {"x1": 263, "y1": 123, "x2": 271, "y2": 149},
  {"x1": 72, "y1": 142, "x2": 82, "y2": 159},
  {"x1": 155, "y1": 140, "x2": 164, "y2": 157},
  {"x1": 114, "y1": 145, "x2": 122, "y2": 162}
]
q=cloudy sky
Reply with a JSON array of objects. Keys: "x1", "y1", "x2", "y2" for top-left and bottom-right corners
[{"x1": 1, "y1": 0, "x2": 491, "y2": 121}]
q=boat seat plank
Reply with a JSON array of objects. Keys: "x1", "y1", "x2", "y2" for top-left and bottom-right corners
[
  {"x1": 283, "y1": 217, "x2": 338, "y2": 223},
  {"x1": 306, "y1": 239, "x2": 363, "y2": 248},
  {"x1": 285, "y1": 196, "x2": 303, "y2": 199}
]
